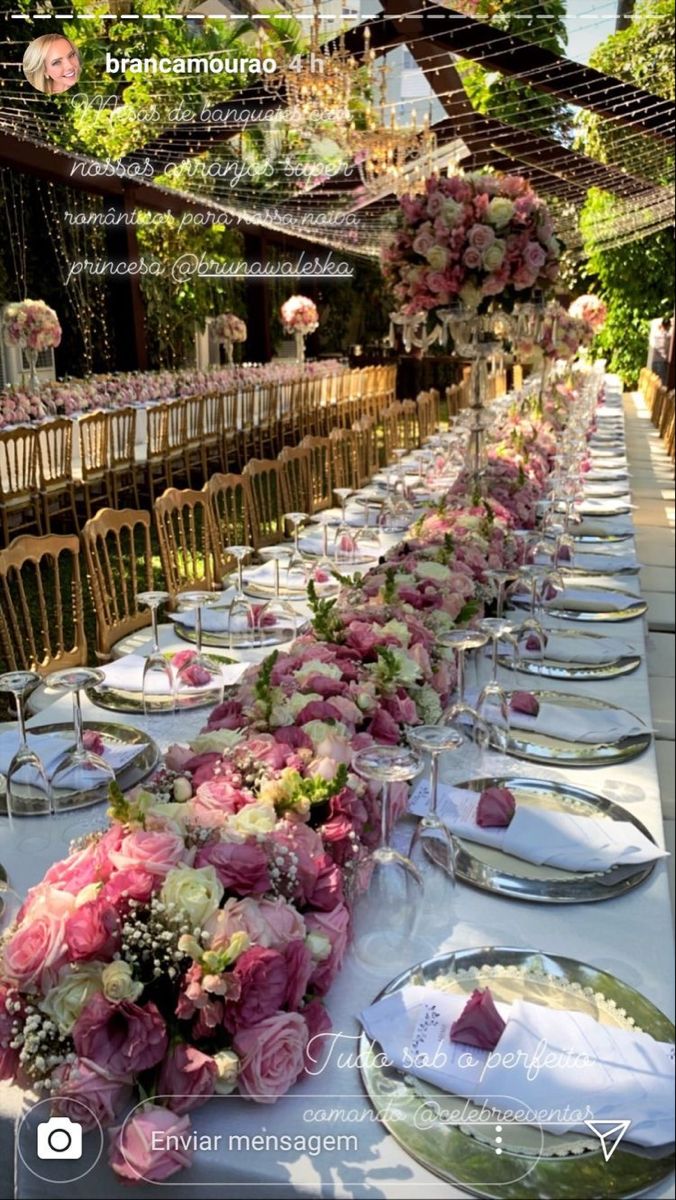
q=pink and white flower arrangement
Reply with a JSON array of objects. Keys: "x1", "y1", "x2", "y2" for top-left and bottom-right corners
[
  {"x1": 213, "y1": 313, "x2": 247, "y2": 343},
  {"x1": 569, "y1": 294, "x2": 607, "y2": 333},
  {"x1": 280, "y1": 296, "x2": 319, "y2": 335},
  {"x1": 2, "y1": 299, "x2": 61, "y2": 353},
  {"x1": 382, "y1": 172, "x2": 560, "y2": 314}
]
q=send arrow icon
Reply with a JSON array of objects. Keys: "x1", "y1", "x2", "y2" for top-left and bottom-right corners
[{"x1": 584, "y1": 1120, "x2": 632, "y2": 1161}]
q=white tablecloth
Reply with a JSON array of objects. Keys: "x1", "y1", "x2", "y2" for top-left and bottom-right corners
[{"x1": 2, "y1": 378, "x2": 674, "y2": 1198}]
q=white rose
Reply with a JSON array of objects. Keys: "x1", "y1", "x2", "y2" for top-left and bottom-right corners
[
  {"x1": 380, "y1": 619, "x2": 411, "y2": 646},
  {"x1": 295, "y1": 662, "x2": 342, "y2": 683},
  {"x1": 39, "y1": 964, "x2": 104, "y2": 1034},
  {"x1": 288, "y1": 692, "x2": 322, "y2": 718},
  {"x1": 160, "y1": 865, "x2": 223, "y2": 929},
  {"x1": 482, "y1": 239, "x2": 506, "y2": 272},
  {"x1": 101, "y1": 960, "x2": 143, "y2": 1004},
  {"x1": 486, "y1": 196, "x2": 515, "y2": 227},
  {"x1": 301, "y1": 719, "x2": 350, "y2": 747},
  {"x1": 442, "y1": 198, "x2": 463, "y2": 224},
  {"x1": 214, "y1": 1049, "x2": 240, "y2": 1095},
  {"x1": 306, "y1": 931, "x2": 332, "y2": 961},
  {"x1": 229, "y1": 802, "x2": 277, "y2": 839},
  {"x1": 415, "y1": 561, "x2": 451, "y2": 583},
  {"x1": 459, "y1": 282, "x2": 482, "y2": 309},
  {"x1": 425, "y1": 245, "x2": 449, "y2": 271}
]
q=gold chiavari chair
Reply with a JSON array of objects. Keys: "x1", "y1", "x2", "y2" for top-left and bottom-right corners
[
  {"x1": 0, "y1": 533, "x2": 86, "y2": 675},
  {"x1": 242, "y1": 459, "x2": 286, "y2": 548},
  {"x1": 255, "y1": 383, "x2": 278, "y2": 459},
  {"x1": 204, "y1": 473, "x2": 252, "y2": 576},
  {"x1": 146, "y1": 404, "x2": 169, "y2": 505},
  {"x1": 222, "y1": 389, "x2": 239, "y2": 472},
  {"x1": 108, "y1": 406, "x2": 139, "y2": 509},
  {"x1": 238, "y1": 386, "x2": 258, "y2": 466},
  {"x1": 381, "y1": 403, "x2": 402, "y2": 464},
  {"x1": 352, "y1": 416, "x2": 378, "y2": 486},
  {"x1": 79, "y1": 411, "x2": 113, "y2": 520},
  {"x1": 182, "y1": 394, "x2": 205, "y2": 487},
  {"x1": 330, "y1": 427, "x2": 361, "y2": 491},
  {"x1": 82, "y1": 507, "x2": 154, "y2": 661},
  {"x1": 155, "y1": 487, "x2": 216, "y2": 595},
  {"x1": 428, "y1": 387, "x2": 441, "y2": 432},
  {"x1": 279, "y1": 445, "x2": 312, "y2": 514},
  {"x1": 416, "y1": 392, "x2": 433, "y2": 444},
  {"x1": 203, "y1": 391, "x2": 225, "y2": 475},
  {"x1": 166, "y1": 399, "x2": 189, "y2": 486},
  {"x1": 300, "y1": 435, "x2": 333, "y2": 512},
  {"x1": 36, "y1": 418, "x2": 78, "y2": 534}
]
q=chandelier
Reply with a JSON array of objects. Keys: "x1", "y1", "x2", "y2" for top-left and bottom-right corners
[
  {"x1": 282, "y1": 0, "x2": 357, "y2": 126},
  {"x1": 353, "y1": 30, "x2": 437, "y2": 196}
]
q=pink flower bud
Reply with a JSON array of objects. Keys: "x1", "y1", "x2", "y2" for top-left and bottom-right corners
[
  {"x1": 476, "y1": 786, "x2": 516, "y2": 828},
  {"x1": 450, "y1": 988, "x2": 506, "y2": 1050},
  {"x1": 510, "y1": 691, "x2": 540, "y2": 716}
]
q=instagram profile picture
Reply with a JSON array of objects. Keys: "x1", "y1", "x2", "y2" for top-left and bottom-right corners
[{"x1": 22, "y1": 33, "x2": 80, "y2": 94}]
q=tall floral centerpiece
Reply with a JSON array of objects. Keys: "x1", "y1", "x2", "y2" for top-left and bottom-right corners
[
  {"x1": 2, "y1": 300, "x2": 62, "y2": 393},
  {"x1": 382, "y1": 171, "x2": 561, "y2": 491},
  {"x1": 213, "y1": 312, "x2": 247, "y2": 366},
  {"x1": 569, "y1": 294, "x2": 607, "y2": 334},
  {"x1": 280, "y1": 296, "x2": 319, "y2": 365}
]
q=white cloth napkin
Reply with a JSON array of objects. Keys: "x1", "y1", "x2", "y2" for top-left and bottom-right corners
[
  {"x1": 169, "y1": 608, "x2": 234, "y2": 633},
  {"x1": 99, "y1": 654, "x2": 247, "y2": 694},
  {"x1": 518, "y1": 632, "x2": 636, "y2": 664},
  {"x1": 576, "y1": 497, "x2": 633, "y2": 516},
  {"x1": 568, "y1": 552, "x2": 638, "y2": 572},
  {"x1": 585, "y1": 468, "x2": 629, "y2": 482},
  {"x1": 584, "y1": 481, "x2": 632, "y2": 498},
  {"x1": 361, "y1": 987, "x2": 674, "y2": 1147},
  {"x1": 507, "y1": 698, "x2": 646, "y2": 743},
  {"x1": 242, "y1": 561, "x2": 310, "y2": 594},
  {"x1": 297, "y1": 533, "x2": 382, "y2": 560},
  {"x1": 575, "y1": 515, "x2": 633, "y2": 538},
  {"x1": 545, "y1": 586, "x2": 640, "y2": 613},
  {"x1": 409, "y1": 783, "x2": 666, "y2": 870},
  {"x1": 0, "y1": 729, "x2": 143, "y2": 785}
]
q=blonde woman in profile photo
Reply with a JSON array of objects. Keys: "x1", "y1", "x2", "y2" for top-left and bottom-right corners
[{"x1": 22, "y1": 33, "x2": 80, "y2": 94}]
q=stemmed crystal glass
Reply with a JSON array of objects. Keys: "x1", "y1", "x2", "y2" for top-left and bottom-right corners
[
  {"x1": 174, "y1": 592, "x2": 225, "y2": 702},
  {"x1": 0, "y1": 671, "x2": 51, "y2": 823},
  {"x1": 438, "y1": 629, "x2": 488, "y2": 724},
  {"x1": 284, "y1": 511, "x2": 309, "y2": 570},
  {"x1": 350, "y1": 744, "x2": 423, "y2": 968},
  {"x1": 224, "y1": 545, "x2": 260, "y2": 651},
  {"x1": 406, "y1": 725, "x2": 464, "y2": 886},
  {"x1": 136, "y1": 590, "x2": 174, "y2": 712},
  {"x1": 46, "y1": 668, "x2": 115, "y2": 808},
  {"x1": 258, "y1": 547, "x2": 302, "y2": 632},
  {"x1": 476, "y1": 617, "x2": 518, "y2": 751},
  {"x1": 333, "y1": 488, "x2": 353, "y2": 525},
  {"x1": 487, "y1": 568, "x2": 520, "y2": 619}
]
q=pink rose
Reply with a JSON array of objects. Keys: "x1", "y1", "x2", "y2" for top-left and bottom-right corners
[
  {"x1": 468, "y1": 223, "x2": 495, "y2": 252},
  {"x1": 100, "y1": 867, "x2": 157, "y2": 907},
  {"x1": 73, "y1": 996, "x2": 168, "y2": 1075},
  {"x1": 256, "y1": 897, "x2": 308, "y2": 949},
  {"x1": 523, "y1": 240, "x2": 547, "y2": 272},
  {"x1": 110, "y1": 1105, "x2": 193, "y2": 1182},
  {"x1": 82, "y1": 730, "x2": 105, "y2": 755},
  {"x1": 65, "y1": 899, "x2": 120, "y2": 961},
  {"x1": 225, "y1": 946, "x2": 288, "y2": 1032},
  {"x1": 3, "y1": 912, "x2": 69, "y2": 992},
  {"x1": 297, "y1": 700, "x2": 342, "y2": 725},
  {"x1": 305, "y1": 904, "x2": 350, "y2": 995},
  {"x1": 271, "y1": 823, "x2": 323, "y2": 904},
  {"x1": 157, "y1": 1043, "x2": 216, "y2": 1114},
  {"x1": 42, "y1": 846, "x2": 99, "y2": 895},
  {"x1": 368, "y1": 708, "x2": 400, "y2": 744},
  {"x1": 51, "y1": 1058, "x2": 133, "y2": 1129},
  {"x1": 109, "y1": 830, "x2": 185, "y2": 877},
  {"x1": 307, "y1": 852, "x2": 344, "y2": 910},
  {"x1": 164, "y1": 743, "x2": 195, "y2": 771},
  {"x1": 195, "y1": 839, "x2": 269, "y2": 895},
  {"x1": 234, "y1": 1012, "x2": 308, "y2": 1102},
  {"x1": 241, "y1": 735, "x2": 290, "y2": 770},
  {"x1": 284, "y1": 939, "x2": 314, "y2": 1010},
  {"x1": 463, "y1": 246, "x2": 482, "y2": 270}
]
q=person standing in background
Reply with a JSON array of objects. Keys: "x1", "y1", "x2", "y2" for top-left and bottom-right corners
[{"x1": 647, "y1": 314, "x2": 673, "y2": 385}]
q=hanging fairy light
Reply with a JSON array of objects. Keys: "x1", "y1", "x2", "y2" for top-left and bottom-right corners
[
  {"x1": 282, "y1": 0, "x2": 357, "y2": 127},
  {"x1": 351, "y1": 30, "x2": 437, "y2": 197}
]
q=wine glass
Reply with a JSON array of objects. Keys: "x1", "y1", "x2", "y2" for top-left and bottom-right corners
[
  {"x1": 173, "y1": 592, "x2": 225, "y2": 703},
  {"x1": 136, "y1": 590, "x2": 174, "y2": 713},
  {"x1": 438, "y1": 629, "x2": 488, "y2": 724},
  {"x1": 224, "y1": 544, "x2": 254, "y2": 600},
  {"x1": 350, "y1": 744, "x2": 423, "y2": 968},
  {"x1": 46, "y1": 668, "x2": 115, "y2": 810},
  {"x1": 284, "y1": 511, "x2": 309, "y2": 570},
  {"x1": 487, "y1": 568, "x2": 519, "y2": 619},
  {"x1": 333, "y1": 488, "x2": 353, "y2": 525},
  {"x1": 476, "y1": 618, "x2": 517, "y2": 751},
  {"x1": 0, "y1": 671, "x2": 51, "y2": 825},
  {"x1": 406, "y1": 725, "x2": 464, "y2": 888}
]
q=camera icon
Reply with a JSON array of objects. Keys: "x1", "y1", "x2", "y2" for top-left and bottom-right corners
[{"x1": 36, "y1": 1117, "x2": 83, "y2": 1160}]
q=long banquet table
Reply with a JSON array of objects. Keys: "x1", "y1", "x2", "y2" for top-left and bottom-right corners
[{"x1": 1, "y1": 376, "x2": 674, "y2": 1199}]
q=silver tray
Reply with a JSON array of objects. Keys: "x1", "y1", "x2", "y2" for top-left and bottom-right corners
[
  {"x1": 0, "y1": 721, "x2": 159, "y2": 814},
  {"x1": 447, "y1": 776, "x2": 656, "y2": 902},
  {"x1": 359, "y1": 946, "x2": 675, "y2": 1199},
  {"x1": 498, "y1": 691, "x2": 651, "y2": 766},
  {"x1": 498, "y1": 630, "x2": 641, "y2": 680},
  {"x1": 173, "y1": 619, "x2": 304, "y2": 651},
  {"x1": 85, "y1": 676, "x2": 225, "y2": 715},
  {"x1": 511, "y1": 590, "x2": 647, "y2": 622}
]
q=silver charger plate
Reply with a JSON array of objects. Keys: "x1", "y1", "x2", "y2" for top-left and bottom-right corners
[
  {"x1": 172, "y1": 618, "x2": 305, "y2": 651},
  {"x1": 447, "y1": 776, "x2": 656, "y2": 902},
  {"x1": 497, "y1": 691, "x2": 651, "y2": 766},
  {"x1": 0, "y1": 721, "x2": 159, "y2": 814},
  {"x1": 510, "y1": 590, "x2": 647, "y2": 622},
  {"x1": 571, "y1": 530, "x2": 632, "y2": 544},
  {"x1": 498, "y1": 630, "x2": 641, "y2": 680},
  {"x1": 359, "y1": 946, "x2": 675, "y2": 1199},
  {"x1": 85, "y1": 674, "x2": 225, "y2": 715}
]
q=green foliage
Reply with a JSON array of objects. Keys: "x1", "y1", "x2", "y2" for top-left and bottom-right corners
[
  {"x1": 578, "y1": 1, "x2": 675, "y2": 384},
  {"x1": 307, "y1": 580, "x2": 344, "y2": 643},
  {"x1": 275, "y1": 763, "x2": 349, "y2": 814},
  {"x1": 457, "y1": 0, "x2": 570, "y2": 139},
  {"x1": 254, "y1": 649, "x2": 279, "y2": 725}
]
